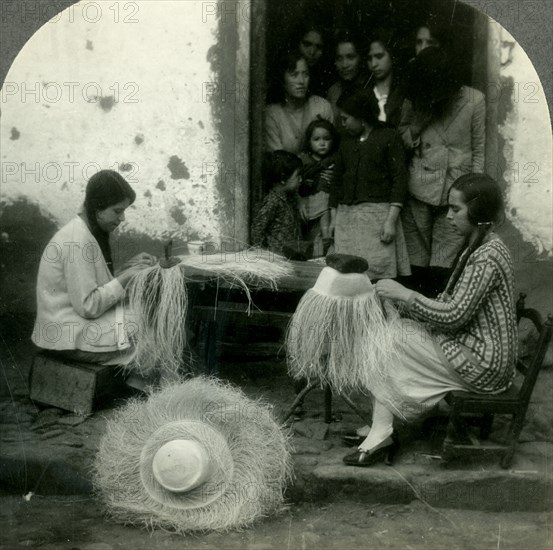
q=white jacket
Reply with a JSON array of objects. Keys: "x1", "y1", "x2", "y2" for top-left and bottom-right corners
[{"x1": 32, "y1": 216, "x2": 130, "y2": 352}]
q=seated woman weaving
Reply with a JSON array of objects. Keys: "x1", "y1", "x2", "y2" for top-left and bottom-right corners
[
  {"x1": 343, "y1": 173, "x2": 518, "y2": 466},
  {"x1": 32, "y1": 170, "x2": 155, "y2": 374}
]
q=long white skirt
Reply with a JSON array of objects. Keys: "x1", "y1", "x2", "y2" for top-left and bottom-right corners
[{"x1": 382, "y1": 319, "x2": 471, "y2": 420}]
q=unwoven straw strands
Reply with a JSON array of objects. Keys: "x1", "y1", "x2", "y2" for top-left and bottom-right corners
[
  {"x1": 125, "y1": 248, "x2": 295, "y2": 378},
  {"x1": 93, "y1": 377, "x2": 292, "y2": 533},
  {"x1": 178, "y1": 249, "x2": 294, "y2": 311},
  {"x1": 286, "y1": 289, "x2": 409, "y2": 418},
  {"x1": 126, "y1": 264, "x2": 189, "y2": 379}
]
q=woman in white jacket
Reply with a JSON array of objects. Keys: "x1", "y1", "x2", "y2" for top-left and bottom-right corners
[{"x1": 32, "y1": 170, "x2": 155, "y2": 367}]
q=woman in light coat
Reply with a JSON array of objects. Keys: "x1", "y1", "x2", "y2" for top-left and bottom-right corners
[
  {"x1": 32, "y1": 170, "x2": 154, "y2": 370},
  {"x1": 399, "y1": 46, "x2": 486, "y2": 296}
]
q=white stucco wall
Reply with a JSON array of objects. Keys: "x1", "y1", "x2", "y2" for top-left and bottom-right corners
[
  {"x1": 496, "y1": 24, "x2": 553, "y2": 256},
  {"x1": 1, "y1": 0, "x2": 223, "y2": 241}
]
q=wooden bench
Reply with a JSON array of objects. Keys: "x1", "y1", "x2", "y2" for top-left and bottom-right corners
[
  {"x1": 442, "y1": 293, "x2": 553, "y2": 468},
  {"x1": 29, "y1": 352, "x2": 125, "y2": 415}
]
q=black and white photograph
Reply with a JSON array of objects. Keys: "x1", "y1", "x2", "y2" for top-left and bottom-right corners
[{"x1": 1, "y1": 0, "x2": 552, "y2": 548}]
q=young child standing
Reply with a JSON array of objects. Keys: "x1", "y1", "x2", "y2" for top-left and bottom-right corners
[
  {"x1": 329, "y1": 91, "x2": 411, "y2": 280},
  {"x1": 299, "y1": 119, "x2": 339, "y2": 257},
  {"x1": 251, "y1": 151, "x2": 303, "y2": 256}
]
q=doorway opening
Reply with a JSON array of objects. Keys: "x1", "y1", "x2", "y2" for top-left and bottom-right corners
[{"x1": 249, "y1": 0, "x2": 490, "y2": 234}]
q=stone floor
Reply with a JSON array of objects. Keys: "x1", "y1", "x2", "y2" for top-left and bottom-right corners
[{"x1": 1, "y1": 317, "x2": 552, "y2": 512}]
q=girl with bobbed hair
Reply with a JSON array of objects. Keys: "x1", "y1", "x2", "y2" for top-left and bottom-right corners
[
  {"x1": 265, "y1": 50, "x2": 334, "y2": 154},
  {"x1": 327, "y1": 30, "x2": 369, "y2": 124},
  {"x1": 399, "y1": 46, "x2": 486, "y2": 297},
  {"x1": 32, "y1": 170, "x2": 156, "y2": 371},
  {"x1": 290, "y1": 20, "x2": 333, "y2": 97},
  {"x1": 343, "y1": 174, "x2": 517, "y2": 467},
  {"x1": 366, "y1": 28, "x2": 405, "y2": 128}
]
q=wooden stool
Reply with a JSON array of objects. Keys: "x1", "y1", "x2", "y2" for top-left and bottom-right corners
[{"x1": 29, "y1": 352, "x2": 125, "y2": 415}]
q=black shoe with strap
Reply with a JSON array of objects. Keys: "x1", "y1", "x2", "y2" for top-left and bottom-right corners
[{"x1": 342, "y1": 432, "x2": 399, "y2": 467}]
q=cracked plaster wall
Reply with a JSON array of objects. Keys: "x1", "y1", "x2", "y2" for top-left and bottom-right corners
[
  {"x1": 1, "y1": 0, "x2": 224, "y2": 245},
  {"x1": 496, "y1": 23, "x2": 552, "y2": 257}
]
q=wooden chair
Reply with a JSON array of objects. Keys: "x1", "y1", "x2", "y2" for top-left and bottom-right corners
[{"x1": 442, "y1": 293, "x2": 553, "y2": 468}]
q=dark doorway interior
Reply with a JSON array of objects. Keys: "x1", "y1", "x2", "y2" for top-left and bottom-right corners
[{"x1": 250, "y1": 0, "x2": 488, "y2": 237}]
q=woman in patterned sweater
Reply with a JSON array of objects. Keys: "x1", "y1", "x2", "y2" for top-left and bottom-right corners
[{"x1": 343, "y1": 173, "x2": 518, "y2": 467}]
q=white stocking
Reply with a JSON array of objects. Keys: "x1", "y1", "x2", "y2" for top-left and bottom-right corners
[{"x1": 358, "y1": 400, "x2": 394, "y2": 452}]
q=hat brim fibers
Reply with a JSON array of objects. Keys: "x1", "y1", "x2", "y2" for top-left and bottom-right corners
[
  {"x1": 286, "y1": 265, "x2": 407, "y2": 414},
  {"x1": 94, "y1": 377, "x2": 292, "y2": 533}
]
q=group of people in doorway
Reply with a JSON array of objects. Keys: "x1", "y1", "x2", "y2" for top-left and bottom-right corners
[{"x1": 252, "y1": 20, "x2": 485, "y2": 298}]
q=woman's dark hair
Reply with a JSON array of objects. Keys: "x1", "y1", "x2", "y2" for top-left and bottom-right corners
[
  {"x1": 444, "y1": 174, "x2": 505, "y2": 295},
  {"x1": 269, "y1": 50, "x2": 310, "y2": 103},
  {"x1": 336, "y1": 90, "x2": 382, "y2": 128},
  {"x1": 367, "y1": 28, "x2": 397, "y2": 61},
  {"x1": 84, "y1": 170, "x2": 136, "y2": 273},
  {"x1": 291, "y1": 20, "x2": 327, "y2": 57},
  {"x1": 262, "y1": 150, "x2": 302, "y2": 186},
  {"x1": 332, "y1": 29, "x2": 365, "y2": 61},
  {"x1": 415, "y1": 21, "x2": 448, "y2": 52},
  {"x1": 303, "y1": 118, "x2": 340, "y2": 154},
  {"x1": 330, "y1": 30, "x2": 370, "y2": 101},
  {"x1": 405, "y1": 46, "x2": 462, "y2": 118}
]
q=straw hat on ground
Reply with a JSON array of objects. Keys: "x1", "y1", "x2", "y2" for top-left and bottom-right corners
[{"x1": 93, "y1": 377, "x2": 292, "y2": 533}]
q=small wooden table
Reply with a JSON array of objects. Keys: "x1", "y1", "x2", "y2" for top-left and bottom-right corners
[{"x1": 185, "y1": 260, "x2": 323, "y2": 373}]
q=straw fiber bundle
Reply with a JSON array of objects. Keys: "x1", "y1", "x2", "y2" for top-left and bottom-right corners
[
  {"x1": 178, "y1": 248, "x2": 294, "y2": 306},
  {"x1": 126, "y1": 263, "x2": 189, "y2": 379},
  {"x1": 125, "y1": 249, "x2": 294, "y2": 378},
  {"x1": 286, "y1": 271, "x2": 410, "y2": 417},
  {"x1": 94, "y1": 377, "x2": 292, "y2": 533}
]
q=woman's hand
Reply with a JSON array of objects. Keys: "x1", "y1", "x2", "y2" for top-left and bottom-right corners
[
  {"x1": 375, "y1": 279, "x2": 413, "y2": 304},
  {"x1": 380, "y1": 219, "x2": 397, "y2": 244},
  {"x1": 318, "y1": 165, "x2": 334, "y2": 192},
  {"x1": 125, "y1": 252, "x2": 157, "y2": 267},
  {"x1": 116, "y1": 263, "x2": 151, "y2": 288}
]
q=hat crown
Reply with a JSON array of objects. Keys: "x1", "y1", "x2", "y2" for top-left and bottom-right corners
[
  {"x1": 313, "y1": 266, "x2": 373, "y2": 297},
  {"x1": 152, "y1": 439, "x2": 212, "y2": 493}
]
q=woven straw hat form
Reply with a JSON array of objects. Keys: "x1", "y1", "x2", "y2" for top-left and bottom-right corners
[{"x1": 94, "y1": 377, "x2": 292, "y2": 533}]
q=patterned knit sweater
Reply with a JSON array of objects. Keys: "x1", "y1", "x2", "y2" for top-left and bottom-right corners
[{"x1": 406, "y1": 236, "x2": 517, "y2": 393}]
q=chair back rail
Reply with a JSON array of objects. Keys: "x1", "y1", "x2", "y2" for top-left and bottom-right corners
[{"x1": 515, "y1": 292, "x2": 553, "y2": 403}]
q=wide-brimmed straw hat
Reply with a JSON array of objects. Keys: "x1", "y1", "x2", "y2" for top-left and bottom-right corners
[{"x1": 94, "y1": 377, "x2": 292, "y2": 533}]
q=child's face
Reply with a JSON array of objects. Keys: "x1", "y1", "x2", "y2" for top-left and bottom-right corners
[
  {"x1": 282, "y1": 169, "x2": 301, "y2": 193},
  {"x1": 310, "y1": 127, "x2": 333, "y2": 157},
  {"x1": 340, "y1": 112, "x2": 364, "y2": 136}
]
